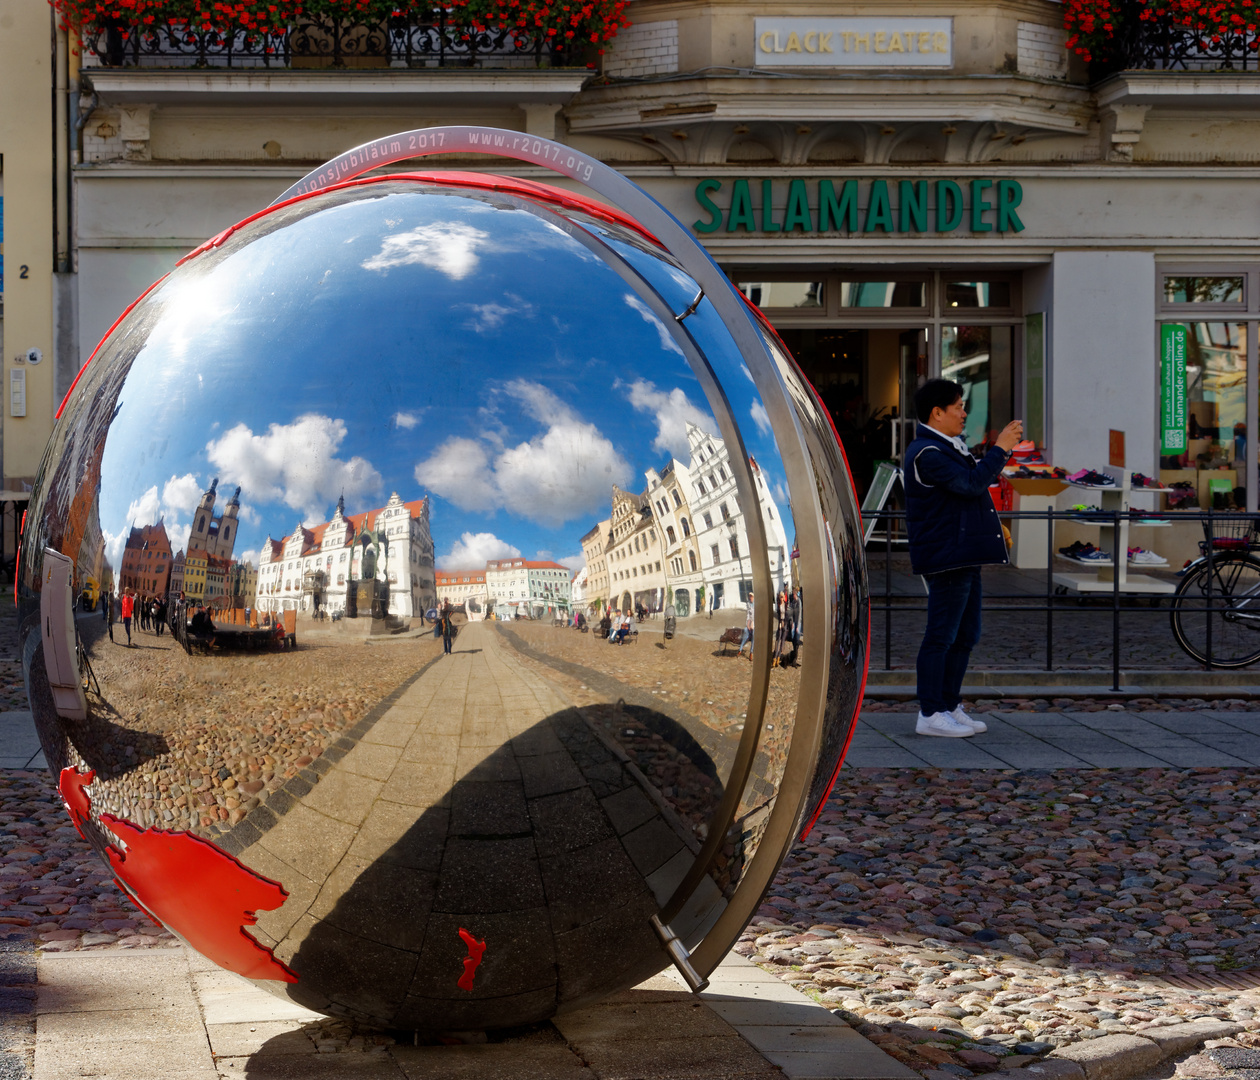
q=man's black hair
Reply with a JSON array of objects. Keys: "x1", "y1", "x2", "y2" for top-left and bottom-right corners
[{"x1": 915, "y1": 378, "x2": 964, "y2": 423}]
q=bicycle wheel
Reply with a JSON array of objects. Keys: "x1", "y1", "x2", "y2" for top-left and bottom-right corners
[{"x1": 1170, "y1": 553, "x2": 1260, "y2": 667}]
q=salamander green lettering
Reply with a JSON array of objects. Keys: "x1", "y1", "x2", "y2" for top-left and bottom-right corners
[
  {"x1": 936, "y1": 179, "x2": 963, "y2": 232},
  {"x1": 783, "y1": 179, "x2": 813, "y2": 232},
  {"x1": 761, "y1": 179, "x2": 781, "y2": 232},
  {"x1": 864, "y1": 179, "x2": 894, "y2": 233},
  {"x1": 899, "y1": 179, "x2": 927, "y2": 233},
  {"x1": 970, "y1": 178, "x2": 994, "y2": 233},
  {"x1": 819, "y1": 179, "x2": 858, "y2": 232},
  {"x1": 727, "y1": 179, "x2": 756, "y2": 232},
  {"x1": 997, "y1": 179, "x2": 1025, "y2": 233},
  {"x1": 693, "y1": 178, "x2": 722, "y2": 234}
]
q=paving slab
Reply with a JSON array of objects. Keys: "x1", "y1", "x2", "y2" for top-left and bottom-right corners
[{"x1": 33, "y1": 944, "x2": 910, "y2": 1080}]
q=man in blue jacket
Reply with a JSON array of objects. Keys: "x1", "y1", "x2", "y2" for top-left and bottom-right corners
[{"x1": 905, "y1": 379, "x2": 1023, "y2": 737}]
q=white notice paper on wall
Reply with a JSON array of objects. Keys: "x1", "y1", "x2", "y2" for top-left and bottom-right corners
[
  {"x1": 10, "y1": 369, "x2": 26, "y2": 418},
  {"x1": 754, "y1": 17, "x2": 953, "y2": 67}
]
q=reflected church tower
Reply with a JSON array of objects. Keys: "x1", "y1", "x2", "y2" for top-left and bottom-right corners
[{"x1": 189, "y1": 478, "x2": 240, "y2": 562}]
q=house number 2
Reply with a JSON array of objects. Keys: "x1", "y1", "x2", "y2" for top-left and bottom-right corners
[{"x1": 18, "y1": 266, "x2": 28, "y2": 279}]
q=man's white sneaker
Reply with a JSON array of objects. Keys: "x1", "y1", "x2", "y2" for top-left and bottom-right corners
[
  {"x1": 949, "y1": 706, "x2": 987, "y2": 734},
  {"x1": 915, "y1": 711, "x2": 975, "y2": 738}
]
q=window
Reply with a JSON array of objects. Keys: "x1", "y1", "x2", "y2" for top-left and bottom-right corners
[
  {"x1": 688, "y1": 551, "x2": 697, "y2": 572},
  {"x1": 942, "y1": 325, "x2": 1015, "y2": 449},
  {"x1": 696, "y1": 480, "x2": 706, "y2": 496},
  {"x1": 681, "y1": 518, "x2": 690, "y2": 537},
  {"x1": 720, "y1": 502, "x2": 731, "y2": 521},
  {"x1": 1159, "y1": 321, "x2": 1248, "y2": 509},
  {"x1": 711, "y1": 544, "x2": 720, "y2": 564},
  {"x1": 666, "y1": 526, "x2": 677, "y2": 544},
  {"x1": 703, "y1": 512, "x2": 713, "y2": 529},
  {"x1": 655, "y1": 561, "x2": 661, "y2": 571},
  {"x1": 671, "y1": 490, "x2": 682, "y2": 508},
  {"x1": 944, "y1": 280, "x2": 1012, "y2": 309},
  {"x1": 729, "y1": 537, "x2": 740, "y2": 559},
  {"x1": 1164, "y1": 276, "x2": 1245, "y2": 305},
  {"x1": 718, "y1": 466, "x2": 727, "y2": 481},
  {"x1": 839, "y1": 280, "x2": 927, "y2": 308},
  {"x1": 738, "y1": 281, "x2": 822, "y2": 309}
]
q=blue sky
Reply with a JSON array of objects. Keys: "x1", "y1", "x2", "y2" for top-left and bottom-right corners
[{"x1": 94, "y1": 183, "x2": 794, "y2": 574}]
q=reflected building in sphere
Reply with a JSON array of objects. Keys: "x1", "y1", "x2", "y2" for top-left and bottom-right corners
[
  {"x1": 257, "y1": 493, "x2": 435, "y2": 619},
  {"x1": 19, "y1": 135, "x2": 868, "y2": 1035}
]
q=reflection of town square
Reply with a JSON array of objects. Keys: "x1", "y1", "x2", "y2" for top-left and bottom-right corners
[{"x1": 68, "y1": 618, "x2": 444, "y2": 837}]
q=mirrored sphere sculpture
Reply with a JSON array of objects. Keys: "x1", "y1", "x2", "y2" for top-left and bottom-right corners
[{"x1": 19, "y1": 132, "x2": 868, "y2": 1031}]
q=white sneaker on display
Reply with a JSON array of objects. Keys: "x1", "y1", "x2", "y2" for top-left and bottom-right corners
[
  {"x1": 915, "y1": 711, "x2": 975, "y2": 738},
  {"x1": 949, "y1": 706, "x2": 988, "y2": 733}
]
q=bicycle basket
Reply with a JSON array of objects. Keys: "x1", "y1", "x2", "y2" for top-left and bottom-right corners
[{"x1": 1202, "y1": 515, "x2": 1259, "y2": 549}]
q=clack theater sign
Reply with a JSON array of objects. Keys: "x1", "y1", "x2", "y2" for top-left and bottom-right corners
[{"x1": 692, "y1": 178, "x2": 1027, "y2": 236}]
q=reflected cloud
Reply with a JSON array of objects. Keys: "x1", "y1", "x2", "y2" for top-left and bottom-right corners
[
  {"x1": 361, "y1": 221, "x2": 490, "y2": 280},
  {"x1": 624, "y1": 294, "x2": 683, "y2": 357},
  {"x1": 162, "y1": 473, "x2": 203, "y2": 515},
  {"x1": 437, "y1": 531, "x2": 521, "y2": 570},
  {"x1": 621, "y1": 379, "x2": 714, "y2": 459},
  {"x1": 416, "y1": 381, "x2": 632, "y2": 529},
  {"x1": 462, "y1": 293, "x2": 534, "y2": 332},
  {"x1": 392, "y1": 411, "x2": 423, "y2": 430},
  {"x1": 751, "y1": 400, "x2": 772, "y2": 437},
  {"x1": 206, "y1": 413, "x2": 383, "y2": 524}
]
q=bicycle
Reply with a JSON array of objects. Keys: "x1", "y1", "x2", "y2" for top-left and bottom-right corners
[{"x1": 1169, "y1": 515, "x2": 1260, "y2": 667}]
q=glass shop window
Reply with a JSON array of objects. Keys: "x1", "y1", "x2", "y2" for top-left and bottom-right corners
[
  {"x1": 738, "y1": 281, "x2": 823, "y2": 309},
  {"x1": 1158, "y1": 322, "x2": 1248, "y2": 509},
  {"x1": 944, "y1": 280, "x2": 1013, "y2": 309},
  {"x1": 941, "y1": 325, "x2": 1015, "y2": 451},
  {"x1": 1164, "y1": 276, "x2": 1245, "y2": 305},
  {"x1": 839, "y1": 281, "x2": 926, "y2": 308}
]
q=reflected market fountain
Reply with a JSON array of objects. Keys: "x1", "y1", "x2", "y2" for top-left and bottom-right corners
[{"x1": 19, "y1": 129, "x2": 869, "y2": 1031}]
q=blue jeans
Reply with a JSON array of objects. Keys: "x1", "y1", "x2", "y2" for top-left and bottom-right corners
[{"x1": 916, "y1": 566, "x2": 982, "y2": 716}]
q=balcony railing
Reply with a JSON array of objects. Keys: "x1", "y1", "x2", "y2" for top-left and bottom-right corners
[
  {"x1": 1071, "y1": 0, "x2": 1260, "y2": 76},
  {"x1": 81, "y1": 11, "x2": 582, "y2": 69}
]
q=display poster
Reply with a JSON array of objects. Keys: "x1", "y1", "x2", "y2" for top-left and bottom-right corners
[
  {"x1": 1160, "y1": 323, "x2": 1188, "y2": 455},
  {"x1": 1109, "y1": 429, "x2": 1125, "y2": 468},
  {"x1": 1024, "y1": 313, "x2": 1045, "y2": 449}
]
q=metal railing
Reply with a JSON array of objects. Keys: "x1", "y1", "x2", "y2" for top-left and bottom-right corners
[
  {"x1": 867, "y1": 507, "x2": 1260, "y2": 691},
  {"x1": 1092, "y1": 5, "x2": 1260, "y2": 73},
  {"x1": 82, "y1": 11, "x2": 582, "y2": 69}
]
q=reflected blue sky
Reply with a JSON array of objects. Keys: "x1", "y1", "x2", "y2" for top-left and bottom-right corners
[{"x1": 93, "y1": 182, "x2": 793, "y2": 573}]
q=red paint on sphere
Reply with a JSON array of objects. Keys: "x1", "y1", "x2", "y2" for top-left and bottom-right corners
[
  {"x1": 58, "y1": 767, "x2": 297, "y2": 983},
  {"x1": 457, "y1": 927, "x2": 486, "y2": 991}
]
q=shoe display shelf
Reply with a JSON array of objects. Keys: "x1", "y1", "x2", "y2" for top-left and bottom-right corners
[{"x1": 1052, "y1": 466, "x2": 1176, "y2": 596}]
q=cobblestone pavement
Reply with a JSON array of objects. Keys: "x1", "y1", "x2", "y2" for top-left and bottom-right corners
[
  {"x1": 736, "y1": 766, "x2": 1260, "y2": 1078},
  {"x1": 6, "y1": 595, "x2": 1260, "y2": 1075},
  {"x1": 69, "y1": 616, "x2": 443, "y2": 837}
]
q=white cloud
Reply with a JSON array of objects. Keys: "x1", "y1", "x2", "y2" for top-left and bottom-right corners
[
  {"x1": 437, "y1": 532, "x2": 521, "y2": 570},
  {"x1": 393, "y1": 411, "x2": 422, "y2": 430},
  {"x1": 557, "y1": 553, "x2": 585, "y2": 575},
  {"x1": 624, "y1": 293, "x2": 683, "y2": 356},
  {"x1": 750, "y1": 400, "x2": 772, "y2": 437},
  {"x1": 126, "y1": 486, "x2": 162, "y2": 529},
  {"x1": 535, "y1": 550, "x2": 553, "y2": 559},
  {"x1": 237, "y1": 505, "x2": 261, "y2": 526},
  {"x1": 621, "y1": 379, "x2": 714, "y2": 459},
  {"x1": 205, "y1": 413, "x2": 382, "y2": 524},
  {"x1": 161, "y1": 473, "x2": 202, "y2": 515},
  {"x1": 361, "y1": 222, "x2": 489, "y2": 280},
  {"x1": 168, "y1": 522, "x2": 191, "y2": 557},
  {"x1": 414, "y1": 437, "x2": 498, "y2": 514},
  {"x1": 238, "y1": 549, "x2": 259, "y2": 569},
  {"x1": 463, "y1": 293, "x2": 533, "y2": 333},
  {"x1": 415, "y1": 381, "x2": 632, "y2": 528}
]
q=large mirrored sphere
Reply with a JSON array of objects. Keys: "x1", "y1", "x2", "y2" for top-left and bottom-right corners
[{"x1": 19, "y1": 169, "x2": 868, "y2": 1031}]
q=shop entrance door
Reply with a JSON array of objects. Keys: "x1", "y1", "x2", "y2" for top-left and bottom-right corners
[{"x1": 777, "y1": 326, "x2": 928, "y2": 502}]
